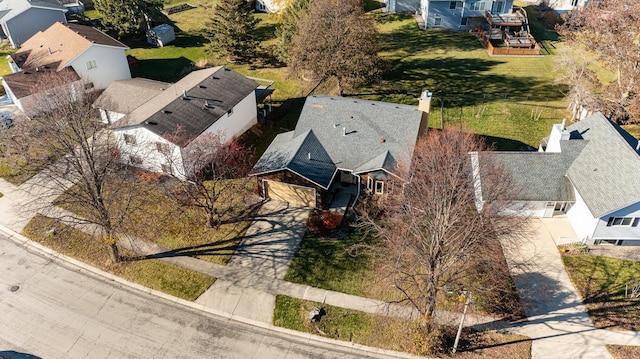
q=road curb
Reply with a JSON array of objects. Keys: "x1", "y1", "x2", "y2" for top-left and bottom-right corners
[{"x1": 0, "y1": 224, "x2": 425, "y2": 359}]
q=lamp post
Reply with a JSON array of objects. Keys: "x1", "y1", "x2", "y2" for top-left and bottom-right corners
[{"x1": 452, "y1": 290, "x2": 472, "y2": 353}]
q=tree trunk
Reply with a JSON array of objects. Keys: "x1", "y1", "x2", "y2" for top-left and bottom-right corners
[
  {"x1": 337, "y1": 78, "x2": 344, "y2": 97},
  {"x1": 109, "y1": 243, "x2": 120, "y2": 264},
  {"x1": 207, "y1": 211, "x2": 221, "y2": 229}
]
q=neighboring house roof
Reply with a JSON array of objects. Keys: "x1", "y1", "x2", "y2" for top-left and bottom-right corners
[
  {"x1": 0, "y1": 0, "x2": 66, "y2": 23},
  {"x1": 489, "y1": 141, "x2": 585, "y2": 202},
  {"x1": 2, "y1": 66, "x2": 80, "y2": 98},
  {"x1": 10, "y1": 22, "x2": 128, "y2": 71},
  {"x1": 251, "y1": 95, "x2": 424, "y2": 187},
  {"x1": 93, "y1": 78, "x2": 169, "y2": 115},
  {"x1": 564, "y1": 113, "x2": 640, "y2": 217},
  {"x1": 489, "y1": 112, "x2": 640, "y2": 218},
  {"x1": 111, "y1": 66, "x2": 259, "y2": 146}
]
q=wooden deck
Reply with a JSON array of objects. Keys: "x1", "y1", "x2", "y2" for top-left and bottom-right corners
[
  {"x1": 476, "y1": 27, "x2": 541, "y2": 56},
  {"x1": 484, "y1": 9, "x2": 525, "y2": 26}
]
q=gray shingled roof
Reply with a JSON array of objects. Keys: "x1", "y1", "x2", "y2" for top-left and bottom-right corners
[
  {"x1": 112, "y1": 67, "x2": 258, "y2": 146},
  {"x1": 489, "y1": 140, "x2": 585, "y2": 202},
  {"x1": 294, "y1": 96, "x2": 423, "y2": 173},
  {"x1": 565, "y1": 112, "x2": 640, "y2": 217},
  {"x1": 93, "y1": 78, "x2": 169, "y2": 115},
  {"x1": 0, "y1": 0, "x2": 66, "y2": 22},
  {"x1": 250, "y1": 95, "x2": 424, "y2": 186},
  {"x1": 251, "y1": 130, "x2": 337, "y2": 188}
]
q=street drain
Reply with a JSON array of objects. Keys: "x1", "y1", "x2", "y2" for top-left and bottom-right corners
[{"x1": 10, "y1": 285, "x2": 19, "y2": 292}]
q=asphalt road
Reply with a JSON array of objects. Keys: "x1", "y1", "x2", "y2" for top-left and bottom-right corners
[{"x1": 0, "y1": 234, "x2": 395, "y2": 359}]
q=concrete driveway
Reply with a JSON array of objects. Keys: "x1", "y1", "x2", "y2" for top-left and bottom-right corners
[
  {"x1": 503, "y1": 217, "x2": 640, "y2": 359},
  {"x1": 196, "y1": 200, "x2": 310, "y2": 323}
]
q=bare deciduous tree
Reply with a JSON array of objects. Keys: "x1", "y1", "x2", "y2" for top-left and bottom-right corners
[
  {"x1": 559, "y1": 0, "x2": 640, "y2": 123},
  {"x1": 360, "y1": 129, "x2": 526, "y2": 321},
  {"x1": 554, "y1": 46, "x2": 601, "y2": 121},
  {"x1": 24, "y1": 72, "x2": 148, "y2": 263},
  {"x1": 288, "y1": 0, "x2": 382, "y2": 96},
  {"x1": 162, "y1": 130, "x2": 255, "y2": 229}
]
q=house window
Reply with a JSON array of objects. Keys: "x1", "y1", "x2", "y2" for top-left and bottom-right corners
[
  {"x1": 606, "y1": 217, "x2": 638, "y2": 227},
  {"x1": 367, "y1": 177, "x2": 374, "y2": 192},
  {"x1": 470, "y1": 1, "x2": 485, "y2": 11},
  {"x1": 494, "y1": 0, "x2": 505, "y2": 13},
  {"x1": 123, "y1": 134, "x2": 137, "y2": 145},
  {"x1": 86, "y1": 60, "x2": 97, "y2": 70},
  {"x1": 434, "y1": 17, "x2": 442, "y2": 26},
  {"x1": 449, "y1": 1, "x2": 457, "y2": 10},
  {"x1": 571, "y1": 0, "x2": 578, "y2": 6},
  {"x1": 156, "y1": 142, "x2": 171, "y2": 154},
  {"x1": 227, "y1": 107, "x2": 233, "y2": 115},
  {"x1": 129, "y1": 155, "x2": 142, "y2": 165},
  {"x1": 460, "y1": 17, "x2": 468, "y2": 26},
  {"x1": 375, "y1": 181, "x2": 384, "y2": 195},
  {"x1": 161, "y1": 163, "x2": 172, "y2": 174}
]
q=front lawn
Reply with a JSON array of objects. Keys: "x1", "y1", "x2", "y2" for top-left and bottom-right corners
[
  {"x1": 23, "y1": 215, "x2": 216, "y2": 300},
  {"x1": 274, "y1": 295, "x2": 531, "y2": 358},
  {"x1": 562, "y1": 254, "x2": 640, "y2": 330}
]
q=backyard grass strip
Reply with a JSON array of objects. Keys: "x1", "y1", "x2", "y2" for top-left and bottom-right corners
[
  {"x1": 23, "y1": 215, "x2": 215, "y2": 301},
  {"x1": 562, "y1": 254, "x2": 640, "y2": 330}
]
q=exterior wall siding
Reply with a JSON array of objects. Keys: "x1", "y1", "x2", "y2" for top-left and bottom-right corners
[
  {"x1": 98, "y1": 109, "x2": 126, "y2": 124},
  {"x1": 566, "y1": 187, "x2": 599, "y2": 243},
  {"x1": 69, "y1": 46, "x2": 131, "y2": 89},
  {"x1": 113, "y1": 126, "x2": 184, "y2": 179},
  {"x1": 197, "y1": 93, "x2": 257, "y2": 142},
  {"x1": 592, "y1": 202, "x2": 640, "y2": 242},
  {"x1": 389, "y1": 0, "x2": 421, "y2": 13},
  {"x1": 5, "y1": 8, "x2": 67, "y2": 48}
]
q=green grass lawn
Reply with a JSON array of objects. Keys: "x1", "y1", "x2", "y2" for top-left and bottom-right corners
[
  {"x1": 274, "y1": 295, "x2": 531, "y2": 357},
  {"x1": 23, "y1": 215, "x2": 216, "y2": 300},
  {"x1": 57, "y1": 175, "x2": 257, "y2": 265},
  {"x1": 562, "y1": 254, "x2": 640, "y2": 330}
]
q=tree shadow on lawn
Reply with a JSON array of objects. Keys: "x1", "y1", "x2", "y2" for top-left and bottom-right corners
[
  {"x1": 355, "y1": 57, "x2": 562, "y2": 105},
  {"x1": 480, "y1": 135, "x2": 530, "y2": 151},
  {"x1": 130, "y1": 56, "x2": 194, "y2": 83}
]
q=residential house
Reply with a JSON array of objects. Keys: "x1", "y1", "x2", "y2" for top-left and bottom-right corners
[
  {"x1": 93, "y1": 78, "x2": 170, "y2": 124},
  {"x1": 111, "y1": 66, "x2": 259, "y2": 180},
  {"x1": 473, "y1": 113, "x2": 640, "y2": 245},
  {"x1": 387, "y1": 0, "x2": 515, "y2": 29},
  {"x1": 254, "y1": 0, "x2": 285, "y2": 13},
  {"x1": 2, "y1": 22, "x2": 131, "y2": 115},
  {"x1": 0, "y1": 0, "x2": 67, "y2": 48},
  {"x1": 544, "y1": 0, "x2": 589, "y2": 14},
  {"x1": 249, "y1": 94, "x2": 430, "y2": 208}
]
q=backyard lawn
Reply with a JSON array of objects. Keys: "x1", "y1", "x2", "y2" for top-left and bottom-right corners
[{"x1": 562, "y1": 254, "x2": 640, "y2": 330}]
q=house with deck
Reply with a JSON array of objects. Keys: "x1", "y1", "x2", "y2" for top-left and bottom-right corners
[
  {"x1": 386, "y1": 0, "x2": 514, "y2": 29},
  {"x1": 249, "y1": 94, "x2": 431, "y2": 209},
  {"x1": 110, "y1": 66, "x2": 259, "y2": 180},
  {"x1": 474, "y1": 113, "x2": 640, "y2": 245}
]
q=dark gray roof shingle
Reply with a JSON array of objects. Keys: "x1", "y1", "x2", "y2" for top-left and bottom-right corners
[{"x1": 112, "y1": 67, "x2": 258, "y2": 146}]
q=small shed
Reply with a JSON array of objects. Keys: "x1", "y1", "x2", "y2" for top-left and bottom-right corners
[{"x1": 146, "y1": 24, "x2": 175, "y2": 47}]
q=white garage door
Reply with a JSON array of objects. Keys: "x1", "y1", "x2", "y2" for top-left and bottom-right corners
[{"x1": 264, "y1": 180, "x2": 316, "y2": 208}]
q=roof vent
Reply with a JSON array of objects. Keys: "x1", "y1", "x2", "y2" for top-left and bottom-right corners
[
  {"x1": 343, "y1": 127, "x2": 346, "y2": 136},
  {"x1": 182, "y1": 90, "x2": 190, "y2": 100},
  {"x1": 380, "y1": 138, "x2": 385, "y2": 143},
  {"x1": 333, "y1": 123, "x2": 339, "y2": 128},
  {"x1": 204, "y1": 100, "x2": 214, "y2": 109},
  {"x1": 308, "y1": 152, "x2": 311, "y2": 160},
  {"x1": 162, "y1": 110, "x2": 172, "y2": 114},
  {"x1": 349, "y1": 116, "x2": 353, "y2": 119},
  {"x1": 145, "y1": 121, "x2": 158, "y2": 125},
  {"x1": 199, "y1": 85, "x2": 207, "y2": 89},
  {"x1": 212, "y1": 76, "x2": 220, "y2": 80}
]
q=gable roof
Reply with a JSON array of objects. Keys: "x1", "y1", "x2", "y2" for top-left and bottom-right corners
[
  {"x1": 0, "y1": 0, "x2": 66, "y2": 23},
  {"x1": 250, "y1": 95, "x2": 424, "y2": 185},
  {"x1": 565, "y1": 112, "x2": 640, "y2": 217},
  {"x1": 111, "y1": 67, "x2": 259, "y2": 146},
  {"x1": 489, "y1": 140, "x2": 585, "y2": 202},
  {"x1": 2, "y1": 66, "x2": 80, "y2": 98},
  {"x1": 93, "y1": 78, "x2": 170, "y2": 115},
  {"x1": 10, "y1": 22, "x2": 128, "y2": 71},
  {"x1": 251, "y1": 130, "x2": 338, "y2": 188}
]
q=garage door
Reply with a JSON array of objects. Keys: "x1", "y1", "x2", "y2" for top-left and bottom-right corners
[{"x1": 264, "y1": 180, "x2": 316, "y2": 207}]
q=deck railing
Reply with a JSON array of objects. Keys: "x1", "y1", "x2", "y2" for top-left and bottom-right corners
[{"x1": 476, "y1": 26, "x2": 541, "y2": 56}]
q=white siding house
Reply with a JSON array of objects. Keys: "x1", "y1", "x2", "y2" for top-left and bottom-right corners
[
  {"x1": 111, "y1": 67, "x2": 259, "y2": 180},
  {"x1": 0, "y1": 0, "x2": 67, "y2": 48},
  {"x1": 476, "y1": 113, "x2": 640, "y2": 245},
  {"x1": 2, "y1": 22, "x2": 130, "y2": 115},
  {"x1": 387, "y1": 0, "x2": 514, "y2": 29}
]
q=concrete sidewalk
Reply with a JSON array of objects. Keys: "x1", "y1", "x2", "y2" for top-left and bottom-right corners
[{"x1": 502, "y1": 217, "x2": 640, "y2": 358}]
